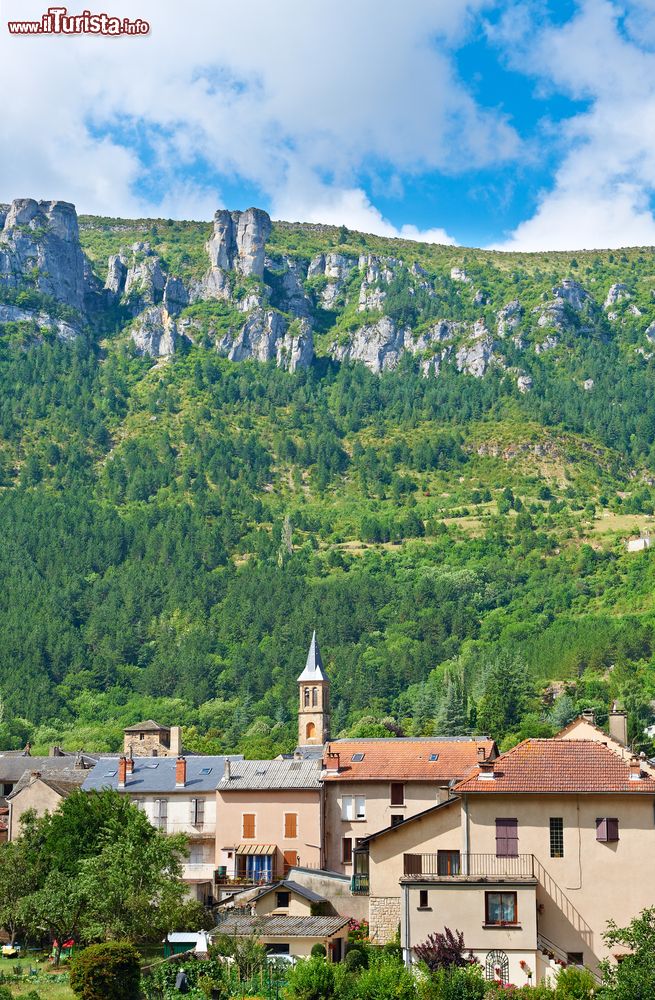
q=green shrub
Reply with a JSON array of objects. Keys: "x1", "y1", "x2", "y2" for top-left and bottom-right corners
[
  {"x1": 310, "y1": 943, "x2": 327, "y2": 958},
  {"x1": 285, "y1": 956, "x2": 336, "y2": 1000},
  {"x1": 344, "y1": 949, "x2": 367, "y2": 972},
  {"x1": 69, "y1": 941, "x2": 141, "y2": 1000},
  {"x1": 425, "y1": 965, "x2": 485, "y2": 1000},
  {"x1": 356, "y1": 955, "x2": 417, "y2": 1000},
  {"x1": 554, "y1": 965, "x2": 596, "y2": 998},
  {"x1": 0, "y1": 987, "x2": 12, "y2": 1000}
]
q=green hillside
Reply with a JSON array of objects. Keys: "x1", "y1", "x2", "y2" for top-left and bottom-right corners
[{"x1": 1, "y1": 212, "x2": 655, "y2": 756}]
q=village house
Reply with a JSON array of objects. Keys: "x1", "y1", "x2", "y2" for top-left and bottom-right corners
[
  {"x1": 122, "y1": 720, "x2": 184, "y2": 758},
  {"x1": 82, "y1": 753, "x2": 241, "y2": 904},
  {"x1": 359, "y1": 739, "x2": 655, "y2": 985},
  {"x1": 212, "y1": 878, "x2": 350, "y2": 961},
  {"x1": 7, "y1": 759, "x2": 94, "y2": 840},
  {"x1": 215, "y1": 758, "x2": 323, "y2": 890},
  {"x1": 321, "y1": 736, "x2": 497, "y2": 877}
]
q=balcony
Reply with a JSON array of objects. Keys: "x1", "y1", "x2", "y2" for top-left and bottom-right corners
[
  {"x1": 181, "y1": 862, "x2": 216, "y2": 882},
  {"x1": 350, "y1": 873, "x2": 370, "y2": 895},
  {"x1": 155, "y1": 822, "x2": 216, "y2": 837},
  {"x1": 403, "y1": 853, "x2": 535, "y2": 879}
]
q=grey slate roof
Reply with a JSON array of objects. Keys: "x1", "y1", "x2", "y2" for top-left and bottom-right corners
[
  {"x1": 217, "y1": 758, "x2": 322, "y2": 791},
  {"x1": 8, "y1": 767, "x2": 90, "y2": 799},
  {"x1": 251, "y1": 880, "x2": 327, "y2": 905},
  {"x1": 213, "y1": 914, "x2": 348, "y2": 938},
  {"x1": 123, "y1": 720, "x2": 169, "y2": 733},
  {"x1": 81, "y1": 755, "x2": 243, "y2": 794},
  {"x1": 296, "y1": 632, "x2": 329, "y2": 683},
  {"x1": 0, "y1": 754, "x2": 97, "y2": 784}
]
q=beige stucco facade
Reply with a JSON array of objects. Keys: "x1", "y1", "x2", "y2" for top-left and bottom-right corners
[
  {"x1": 359, "y1": 783, "x2": 655, "y2": 982},
  {"x1": 461, "y1": 790, "x2": 655, "y2": 974},
  {"x1": 216, "y1": 788, "x2": 323, "y2": 881},
  {"x1": 8, "y1": 779, "x2": 68, "y2": 840},
  {"x1": 402, "y1": 879, "x2": 538, "y2": 988},
  {"x1": 363, "y1": 800, "x2": 462, "y2": 942},
  {"x1": 323, "y1": 780, "x2": 451, "y2": 875}
]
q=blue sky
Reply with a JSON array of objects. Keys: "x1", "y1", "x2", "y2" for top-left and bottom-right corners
[{"x1": 1, "y1": 0, "x2": 655, "y2": 250}]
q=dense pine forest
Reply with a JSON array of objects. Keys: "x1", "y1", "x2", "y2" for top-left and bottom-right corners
[{"x1": 2, "y1": 207, "x2": 655, "y2": 757}]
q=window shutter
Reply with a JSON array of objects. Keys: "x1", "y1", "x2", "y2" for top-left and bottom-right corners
[
  {"x1": 355, "y1": 795, "x2": 366, "y2": 820},
  {"x1": 284, "y1": 813, "x2": 298, "y2": 838},
  {"x1": 390, "y1": 783, "x2": 405, "y2": 806},
  {"x1": 596, "y1": 818, "x2": 608, "y2": 842},
  {"x1": 243, "y1": 813, "x2": 255, "y2": 838},
  {"x1": 495, "y1": 818, "x2": 518, "y2": 857},
  {"x1": 197, "y1": 798, "x2": 205, "y2": 824},
  {"x1": 342, "y1": 837, "x2": 353, "y2": 864},
  {"x1": 403, "y1": 854, "x2": 423, "y2": 875},
  {"x1": 607, "y1": 818, "x2": 619, "y2": 841},
  {"x1": 160, "y1": 799, "x2": 167, "y2": 821}
]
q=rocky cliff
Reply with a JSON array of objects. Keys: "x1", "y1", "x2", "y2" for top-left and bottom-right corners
[{"x1": 2, "y1": 197, "x2": 655, "y2": 389}]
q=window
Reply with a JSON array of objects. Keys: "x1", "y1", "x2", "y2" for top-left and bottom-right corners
[
  {"x1": 495, "y1": 818, "x2": 519, "y2": 858},
  {"x1": 190, "y1": 798, "x2": 205, "y2": 826},
  {"x1": 429, "y1": 753, "x2": 439, "y2": 762},
  {"x1": 242, "y1": 813, "x2": 256, "y2": 839},
  {"x1": 266, "y1": 943, "x2": 289, "y2": 955},
  {"x1": 342, "y1": 795, "x2": 366, "y2": 821},
  {"x1": 567, "y1": 953, "x2": 584, "y2": 966},
  {"x1": 437, "y1": 850, "x2": 461, "y2": 875},
  {"x1": 304, "y1": 687, "x2": 310, "y2": 707},
  {"x1": 390, "y1": 782, "x2": 405, "y2": 806},
  {"x1": 351, "y1": 753, "x2": 365, "y2": 762},
  {"x1": 485, "y1": 892, "x2": 518, "y2": 926},
  {"x1": 550, "y1": 817, "x2": 564, "y2": 857},
  {"x1": 139, "y1": 733, "x2": 145, "y2": 741},
  {"x1": 342, "y1": 837, "x2": 353, "y2": 864},
  {"x1": 418, "y1": 890, "x2": 429, "y2": 909},
  {"x1": 284, "y1": 813, "x2": 298, "y2": 839},
  {"x1": 312, "y1": 687, "x2": 318, "y2": 706},
  {"x1": 306, "y1": 722, "x2": 316, "y2": 740},
  {"x1": 391, "y1": 815, "x2": 404, "y2": 827},
  {"x1": 596, "y1": 818, "x2": 620, "y2": 842},
  {"x1": 276, "y1": 891, "x2": 290, "y2": 909},
  {"x1": 153, "y1": 799, "x2": 168, "y2": 831}
]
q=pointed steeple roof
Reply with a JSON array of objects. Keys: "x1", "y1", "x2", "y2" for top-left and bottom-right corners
[{"x1": 297, "y1": 631, "x2": 329, "y2": 682}]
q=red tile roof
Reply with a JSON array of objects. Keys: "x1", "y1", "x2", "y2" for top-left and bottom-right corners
[
  {"x1": 453, "y1": 739, "x2": 655, "y2": 795},
  {"x1": 322, "y1": 738, "x2": 497, "y2": 782}
]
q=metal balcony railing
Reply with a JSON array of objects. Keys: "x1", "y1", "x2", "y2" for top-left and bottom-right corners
[{"x1": 403, "y1": 853, "x2": 535, "y2": 878}]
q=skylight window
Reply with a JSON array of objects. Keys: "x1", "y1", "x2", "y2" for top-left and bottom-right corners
[
  {"x1": 200, "y1": 767, "x2": 212, "y2": 775},
  {"x1": 429, "y1": 754, "x2": 439, "y2": 762},
  {"x1": 351, "y1": 753, "x2": 365, "y2": 762},
  {"x1": 106, "y1": 770, "x2": 117, "y2": 777},
  {"x1": 145, "y1": 762, "x2": 159, "y2": 768}
]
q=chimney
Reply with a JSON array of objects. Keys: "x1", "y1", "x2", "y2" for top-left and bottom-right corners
[
  {"x1": 224, "y1": 758, "x2": 231, "y2": 781},
  {"x1": 118, "y1": 756, "x2": 127, "y2": 789},
  {"x1": 477, "y1": 745, "x2": 487, "y2": 762},
  {"x1": 581, "y1": 709, "x2": 596, "y2": 726},
  {"x1": 169, "y1": 726, "x2": 182, "y2": 757},
  {"x1": 629, "y1": 756, "x2": 643, "y2": 781},
  {"x1": 175, "y1": 756, "x2": 187, "y2": 788},
  {"x1": 478, "y1": 759, "x2": 496, "y2": 781},
  {"x1": 126, "y1": 755, "x2": 134, "y2": 774},
  {"x1": 322, "y1": 752, "x2": 340, "y2": 775},
  {"x1": 609, "y1": 705, "x2": 628, "y2": 747}
]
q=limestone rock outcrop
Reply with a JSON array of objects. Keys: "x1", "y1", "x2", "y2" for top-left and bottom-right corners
[
  {"x1": 130, "y1": 305, "x2": 182, "y2": 357},
  {"x1": 604, "y1": 283, "x2": 630, "y2": 308},
  {"x1": 0, "y1": 199, "x2": 87, "y2": 313},
  {"x1": 0, "y1": 303, "x2": 80, "y2": 342},
  {"x1": 308, "y1": 252, "x2": 356, "y2": 308},
  {"x1": 216, "y1": 308, "x2": 313, "y2": 371}
]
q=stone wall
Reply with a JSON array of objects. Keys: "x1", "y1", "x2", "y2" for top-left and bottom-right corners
[{"x1": 369, "y1": 896, "x2": 401, "y2": 944}]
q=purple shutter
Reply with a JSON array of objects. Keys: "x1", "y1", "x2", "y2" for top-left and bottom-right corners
[
  {"x1": 596, "y1": 818, "x2": 607, "y2": 841},
  {"x1": 496, "y1": 818, "x2": 518, "y2": 857},
  {"x1": 607, "y1": 818, "x2": 619, "y2": 841}
]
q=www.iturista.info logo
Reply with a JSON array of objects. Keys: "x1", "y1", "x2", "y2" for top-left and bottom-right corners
[{"x1": 7, "y1": 6, "x2": 150, "y2": 34}]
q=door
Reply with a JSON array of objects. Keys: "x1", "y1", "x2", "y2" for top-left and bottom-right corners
[{"x1": 283, "y1": 850, "x2": 298, "y2": 875}]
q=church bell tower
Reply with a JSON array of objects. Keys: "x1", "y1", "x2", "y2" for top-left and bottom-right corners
[{"x1": 297, "y1": 631, "x2": 330, "y2": 746}]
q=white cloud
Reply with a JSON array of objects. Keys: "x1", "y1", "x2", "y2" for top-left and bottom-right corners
[
  {"x1": 489, "y1": 0, "x2": 655, "y2": 251},
  {"x1": 0, "y1": 0, "x2": 517, "y2": 235}
]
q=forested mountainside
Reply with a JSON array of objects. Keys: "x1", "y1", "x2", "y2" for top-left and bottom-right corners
[{"x1": 2, "y1": 198, "x2": 655, "y2": 757}]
